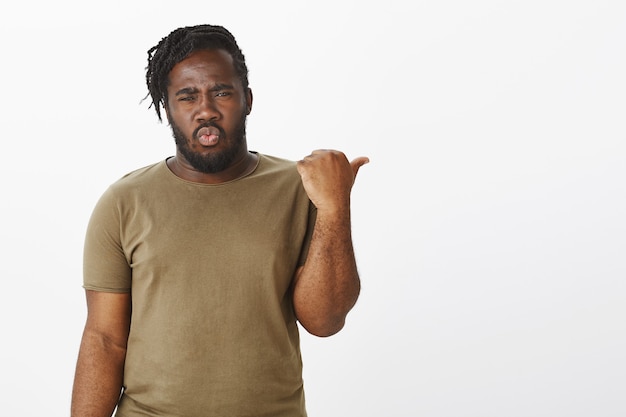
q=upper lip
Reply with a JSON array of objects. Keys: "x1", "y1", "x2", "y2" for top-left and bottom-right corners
[{"x1": 196, "y1": 125, "x2": 221, "y2": 138}]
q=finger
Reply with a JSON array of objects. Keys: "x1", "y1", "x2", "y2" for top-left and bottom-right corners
[{"x1": 350, "y1": 156, "x2": 370, "y2": 179}]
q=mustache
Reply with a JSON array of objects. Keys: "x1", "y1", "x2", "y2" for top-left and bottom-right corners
[{"x1": 193, "y1": 122, "x2": 226, "y2": 139}]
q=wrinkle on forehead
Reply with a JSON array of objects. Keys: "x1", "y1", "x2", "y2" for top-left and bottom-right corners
[{"x1": 168, "y1": 49, "x2": 240, "y2": 90}]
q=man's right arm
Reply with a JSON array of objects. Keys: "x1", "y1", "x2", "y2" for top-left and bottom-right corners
[{"x1": 71, "y1": 290, "x2": 131, "y2": 417}]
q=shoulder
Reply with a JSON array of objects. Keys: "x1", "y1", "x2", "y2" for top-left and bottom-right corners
[
  {"x1": 91, "y1": 160, "x2": 166, "y2": 213},
  {"x1": 104, "y1": 160, "x2": 166, "y2": 196},
  {"x1": 112, "y1": 160, "x2": 165, "y2": 188},
  {"x1": 254, "y1": 153, "x2": 299, "y2": 177},
  {"x1": 249, "y1": 153, "x2": 310, "y2": 202}
]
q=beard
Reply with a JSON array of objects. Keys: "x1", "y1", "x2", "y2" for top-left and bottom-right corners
[{"x1": 170, "y1": 113, "x2": 247, "y2": 174}]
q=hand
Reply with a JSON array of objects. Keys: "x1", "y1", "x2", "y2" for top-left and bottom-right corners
[{"x1": 296, "y1": 149, "x2": 369, "y2": 212}]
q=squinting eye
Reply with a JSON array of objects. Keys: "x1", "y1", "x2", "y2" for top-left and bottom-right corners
[{"x1": 216, "y1": 92, "x2": 231, "y2": 97}]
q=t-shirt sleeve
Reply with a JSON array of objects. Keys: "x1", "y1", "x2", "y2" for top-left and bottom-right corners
[{"x1": 82, "y1": 186, "x2": 132, "y2": 293}]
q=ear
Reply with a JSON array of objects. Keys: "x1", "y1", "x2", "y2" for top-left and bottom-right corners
[{"x1": 246, "y1": 88, "x2": 253, "y2": 115}]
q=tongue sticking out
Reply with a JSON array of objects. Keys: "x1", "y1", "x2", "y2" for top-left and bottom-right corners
[{"x1": 197, "y1": 126, "x2": 221, "y2": 146}]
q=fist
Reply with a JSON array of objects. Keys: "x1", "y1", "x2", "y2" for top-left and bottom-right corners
[{"x1": 297, "y1": 149, "x2": 369, "y2": 212}]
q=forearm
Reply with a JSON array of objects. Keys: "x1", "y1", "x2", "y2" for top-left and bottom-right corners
[
  {"x1": 71, "y1": 329, "x2": 126, "y2": 417},
  {"x1": 293, "y1": 207, "x2": 361, "y2": 337}
]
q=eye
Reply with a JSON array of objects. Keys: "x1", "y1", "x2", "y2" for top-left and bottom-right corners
[
  {"x1": 215, "y1": 91, "x2": 231, "y2": 97},
  {"x1": 179, "y1": 96, "x2": 195, "y2": 102}
]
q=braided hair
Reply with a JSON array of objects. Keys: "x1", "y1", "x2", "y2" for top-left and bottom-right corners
[{"x1": 145, "y1": 24, "x2": 250, "y2": 122}]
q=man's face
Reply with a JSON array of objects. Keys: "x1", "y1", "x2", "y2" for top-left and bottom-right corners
[{"x1": 165, "y1": 48, "x2": 252, "y2": 174}]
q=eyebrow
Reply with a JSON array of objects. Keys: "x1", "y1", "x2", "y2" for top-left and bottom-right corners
[
  {"x1": 174, "y1": 87, "x2": 198, "y2": 96},
  {"x1": 174, "y1": 83, "x2": 235, "y2": 96},
  {"x1": 210, "y1": 83, "x2": 235, "y2": 92}
]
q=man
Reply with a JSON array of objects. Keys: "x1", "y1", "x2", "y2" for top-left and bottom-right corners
[{"x1": 71, "y1": 24, "x2": 368, "y2": 417}]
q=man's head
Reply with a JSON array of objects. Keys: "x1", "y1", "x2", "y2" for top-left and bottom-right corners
[
  {"x1": 146, "y1": 25, "x2": 253, "y2": 175},
  {"x1": 146, "y1": 24, "x2": 250, "y2": 122}
]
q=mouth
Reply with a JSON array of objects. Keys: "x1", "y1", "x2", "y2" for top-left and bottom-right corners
[{"x1": 196, "y1": 125, "x2": 221, "y2": 147}]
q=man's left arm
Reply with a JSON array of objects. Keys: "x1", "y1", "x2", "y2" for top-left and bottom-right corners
[{"x1": 292, "y1": 149, "x2": 369, "y2": 337}]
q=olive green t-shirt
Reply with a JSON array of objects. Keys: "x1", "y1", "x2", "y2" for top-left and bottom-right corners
[{"x1": 83, "y1": 153, "x2": 314, "y2": 417}]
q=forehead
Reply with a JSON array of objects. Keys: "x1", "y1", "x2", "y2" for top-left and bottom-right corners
[{"x1": 168, "y1": 48, "x2": 238, "y2": 88}]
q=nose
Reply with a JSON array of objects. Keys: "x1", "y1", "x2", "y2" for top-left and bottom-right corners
[{"x1": 196, "y1": 95, "x2": 220, "y2": 123}]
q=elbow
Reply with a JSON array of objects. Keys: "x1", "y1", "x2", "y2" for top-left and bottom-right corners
[
  {"x1": 292, "y1": 280, "x2": 360, "y2": 337},
  {"x1": 298, "y1": 316, "x2": 346, "y2": 338}
]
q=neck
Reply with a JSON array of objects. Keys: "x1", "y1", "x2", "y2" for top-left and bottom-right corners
[{"x1": 167, "y1": 151, "x2": 258, "y2": 184}]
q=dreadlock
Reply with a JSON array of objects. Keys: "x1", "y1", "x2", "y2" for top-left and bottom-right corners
[{"x1": 145, "y1": 24, "x2": 250, "y2": 122}]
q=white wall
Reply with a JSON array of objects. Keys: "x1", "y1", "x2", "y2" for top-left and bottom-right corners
[{"x1": 1, "y1": 1, "x2": 624, "y2": 416}]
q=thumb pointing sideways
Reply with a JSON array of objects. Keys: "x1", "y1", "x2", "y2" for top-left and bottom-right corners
[{"x1": 350, "y1": 156, "x2": 370, "y2": 182}]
